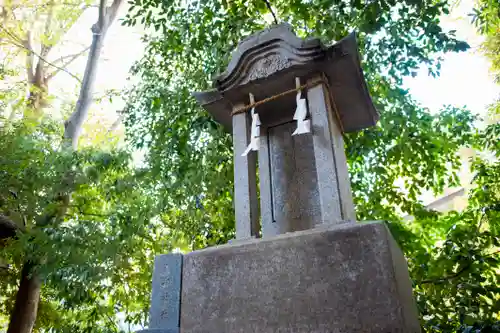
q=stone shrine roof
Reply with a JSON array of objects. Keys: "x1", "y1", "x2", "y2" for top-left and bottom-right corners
[{"x1": 193, "y1": 23, "x2": 378, "y2": 133}]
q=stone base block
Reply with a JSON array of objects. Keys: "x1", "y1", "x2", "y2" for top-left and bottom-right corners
[{"x1": 181, "y1": 221, "x2": 420, "y2": 333}]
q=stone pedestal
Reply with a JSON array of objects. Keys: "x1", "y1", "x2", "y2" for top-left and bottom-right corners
[{"x1": 145, "y1": 222, "x2": 421, "y2": 333}]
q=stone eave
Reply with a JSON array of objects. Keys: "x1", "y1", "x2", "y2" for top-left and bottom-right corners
[{"x1": 193, "y1": 29, "x2": 378, "y2": 133}]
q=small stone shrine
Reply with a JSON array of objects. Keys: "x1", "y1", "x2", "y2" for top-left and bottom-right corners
[{"x1": 138, "y1": 24, "x2": 421, "y2": 333}]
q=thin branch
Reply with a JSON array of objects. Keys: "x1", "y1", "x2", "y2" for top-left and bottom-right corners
[
  {"x1": 476, "y1": 211, "x2": 489, "y2": 235},
  {"x1": 1, "y1": 46, "x2": 13, "y2": 68},
  {"x1": 0, "y1": 6, "x2": 11, "y2": 45},
  {"x1": 420, "y1": 263, "x2": 472, "y2": 285},
  {"x1": 63, "y1": 3, "x2": 98, "y2": 8},
  {"x1": 104, "y1": 311, "x2": 119, "y2": 333},
  {"x1": 0, "y1": 80, "x2": 26, "y2": 91},
  {"x1": 46, "y1": 46, "x2": 90, "y2": 82},
  {"x1": 0, "y1": 26, "x2": 82, "y2": 84},
  {"x1": 66, "y1": 212, "x2": 111, "y2": 218},
  {"x1": 17, "y1": 2, "x2": 96, "y2": 9},
  {"x1": 420, "y1": 250, "x2": 500, "y2": 285},
  {"x1": 24, "y1": 31, "x2": 35, "y2": 83},
  {"x1": 1, "y1": 26, "x2": 25, "y2": 45},
  {"x1": 485, "y1": 249, "x2": 500, "y2": 257},
  {"x1": 40, "y1": 0, "x2": 55, "y2": 57},
  {"x1": 107, "y1": 112, "x2": 124, "y2": 133},
  {"x1": 52, "y1": 46, "x2": 91, "y2": 65},
  {"x1": 66, "y1": 205, "x2": 112, "y2": 218},
  {"x1": 262, "y1": 0, "x2": 278, "y2": 24},
  {"x1": 0, "y1": 25, "x2": 23, "y2": 45},
  {"x1": 33, "y1": 0, "x2": 55, "y2": 83},
  {"x1": 0, "y1": 6, "x2": 8, "y2": 21}
]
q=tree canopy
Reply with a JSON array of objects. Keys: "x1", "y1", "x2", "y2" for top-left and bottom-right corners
[
  {"x1": 0, "y1": 0, "x2": 155, "y2": 331},
  {"x1": 0, "y1": 121, "x2": 158, "y2": 331}
]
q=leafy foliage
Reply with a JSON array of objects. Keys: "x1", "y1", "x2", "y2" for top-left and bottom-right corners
[
  {"x1": 394, "y1": 119, "x2": 500, "y2": 332},
  {"x1": 392, "y1": 2, "x2": 500, "y2": 330},
  {"x1": 473, "y1": 0, "x2": 500, "y2": 84},
  {"x1": 0, "y1": 120, "x2": 165, "y2": 331}
]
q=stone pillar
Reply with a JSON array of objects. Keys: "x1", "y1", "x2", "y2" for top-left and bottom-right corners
[
  {"x1": 307, "y1": 78, "x2": 356, "y2": 223},
  {"x1": 232, "y1": 104, "x2": 259, "y2": 239},
  {"x1": 137, "y1": 254, "x2": 182, "y2": 333}
]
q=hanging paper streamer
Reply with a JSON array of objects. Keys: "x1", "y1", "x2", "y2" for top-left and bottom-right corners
[
  {"x1": 292, "y1": 77, "x2": 311, "y2": 136},
  {"x1": 242, "y1": 93, "x2": 261, "y2": 156}
]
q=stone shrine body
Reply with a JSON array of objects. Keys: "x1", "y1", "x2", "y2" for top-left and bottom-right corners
[
  {"x1": 193, "y1": 24, "x2": 378, "y2": 239},
  {"x1": 137, "y1": 24, "x2": 421, "y2": 333}
]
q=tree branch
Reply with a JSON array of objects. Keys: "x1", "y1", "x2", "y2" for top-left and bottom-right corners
[
  {"x1": 0, "y1": 26, "x2": 82, "y2": 84},
  {"x1": 485, "y1": 249, "x2": 500, "y2": 257},
  {"x1": 24, "y1": 31, "x2": 35, "y2": 83},
  {"x1": 262, "y1": 0, "x2": 278, "y2": 24},
  {"x1": 40, "y1": 0, "x2": 55, "y2": 57},
  {"x1": 0, "y1": 5, "x2": 11, "y2": 44},
  {"x1": 0, "y1": 5, "x2": 8, "y2": 21},
  {"x1": 0, "y1": 214, "x2": 21, "y2": 239},
  {"x1": 105, "y1": 0, "x2": 123, "y2": 27},
  {"x1": 0, "y1": 25, "x2": 23, "y2": 45},
  {"x1": 107, "y1": 112, "x2": 124, "y2": 134},
  {"x1": 420, "y1": 263, "x2": 471, "y2": 285},
  {"x1": 33, "y1": 0, "x2": 55, "y2": 85},
  {"x1": 46, "y1": 46, "x2": 90, "y2": 82},
  {"x1": 66, "y1": 205, "x2": 111, "y2": 218},
  {"x1": 98, "y1": 0, "x2": 107, "y2": 28},
  {"x1": 15, "y1": 2, "x2": 96, "y2": 9},
  {"x1": 66, "y1": 212, "x2": 111, "y2": 218},
  {"x1": 64, "y1": 0, "x2": 123, "y2": 148},
  {"x1": 51, "y1": 46, "x2": 91, "y2": 65},
  {"x1": 420, "y1": 250, "x2": 500, "y2": 285}
]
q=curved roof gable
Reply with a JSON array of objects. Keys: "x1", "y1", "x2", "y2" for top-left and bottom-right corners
[{"x1": 193, "y1": 24, "x2": 379, "y2": 133}]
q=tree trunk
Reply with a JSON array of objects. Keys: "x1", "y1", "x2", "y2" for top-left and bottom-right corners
[
  {"x1": 6, "y1": 1, "x2": 123, "y2": 332},
  {"x1": 6, "y1": 262, "x2": 41, "y2": 333},
  {"x1": 27, "y1": 78, "x2": 49, "y2": 115},
  {"x1": 64, "y1": 27, "x2": 105, "y2": 148},
  {"x1": 64, "y1": 0, "x2": 123, "y2": 148}
]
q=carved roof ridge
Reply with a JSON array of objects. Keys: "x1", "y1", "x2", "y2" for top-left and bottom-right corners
[{"x1": 214, "y1": 23, "x2": 324, "y2": 91}]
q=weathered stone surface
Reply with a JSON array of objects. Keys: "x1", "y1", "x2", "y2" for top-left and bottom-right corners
[
  {"x1": 259, "y1": 121, "x2": 321, "y2": 236},
  {"x1": 180, "y1": 222, "x2": 420, "y2": 333},
  {"x1": 149, "y1": 254, "x2": 182, "y2": 330},
  {"x1": 215, "y1": 24, "x2": 322, "y2": 92},
  {"x1": 232, "y1": 104, "x2": 259, "y2": 239},
  {"x1": 307, "y1": 78, "x2": 355, "y2": 223}
]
